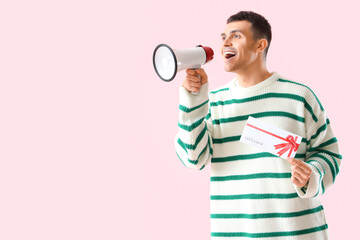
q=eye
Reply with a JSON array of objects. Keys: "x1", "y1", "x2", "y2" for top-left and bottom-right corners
[
  {"x1": 234, "y1": 34, "x2": 241, "y2": 39},
  {"x1": 221, "y1": 36, "x2": 226, "y2": 41}
]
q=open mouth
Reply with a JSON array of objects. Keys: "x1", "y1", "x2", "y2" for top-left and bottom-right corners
[{"x1": 224, "y1": 51, "x2": 237, "y2": 59}]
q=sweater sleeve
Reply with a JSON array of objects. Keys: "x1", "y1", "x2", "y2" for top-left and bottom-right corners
[
  {"x1": 174, "y1": 83, "x2": 214, "y2": 170},
  {"x1": 295, "y1": 89, "x2": 342, "y2": 198}
]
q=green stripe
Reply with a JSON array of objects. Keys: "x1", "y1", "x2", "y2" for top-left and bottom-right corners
[
  {"x1": 177, "y1": 138, "x2": 189, "y2": 154},
  {"x1": 205, "y1": 112, "x2": 211, "y2": 120},
  {"x1": 310, "y1": 153, "x2": 338, "y2": 183},
  {"x1": 211, "y1": 205, "x2": 324, "y2": 219},
  {"x1": 210, "y1": 93, "x2": 304, "y2": 107},
  {"x1": 307, "y1": 160, "x2": 326, "y2": 194},
  {"x1": 210, "y1": 93, "x2": 318, "y2": 122},
  {"x1": 179, "y1": 100, "x2": 208, "y2": 113},
  {"x1": 210, "y1": 87, "x2": 229, "y2": 94},
  {"x1": 211, "y1": 224, "x2": 328, "y2": 237},
  {"x1": 308, "y1": 149, "x2": 342, "y2": 159},
  {"x1": 308, "y1": 137, "x2": 338, "y2": 151},
  {"x1": 213, "y1": 111, "x2": 305, "y2": 125},
  {"x1": 307, "y1": 161, "x2": 323, "y2": 197},
  {"x1": 176, "y1": 123, "x2": 213, "y2": 167},
  {"x1": 295, "y1": 153, "x2": 305, "y2": 159},
  {"x1": 211, "y1": 193, "x2": 298, "y2": 200},
  {"x1": 277, "y1": 78, "x2": 324, "y2": 111},
  {"x1": 177, "y1": 126, "x2": 207, "y2": 150},
  {"x1": 310, "y1": 121, "x2": 328, "y2": 141},
  {"x1": 175, "y1": 151, "x2": 187, "y2": 167},
  {"x1": 178, "y1": 117, "x2": 204, "y2": 131},
  {"x1": 194, "y1": 141, "x2": 208, "y2": 165},
  {"x1": 304, "y1": 101, "x2": 318, "y2": 122},
  {"x1": 301, "y1": 138, "x2": 308, "y2": 143},
  {"x1": 213, "y1": 135, "x2": 241, "y2": 144},
  {"x1": 212, "y1": 152, "x2": 277, "y2": 163},
  {"x1": 196, "y1": 133, "x2": 212, "y2": 166},
  {"x1": 186, "y1": 139, "x2": 209, "y2": 165},
  {"x1": 176, "y1": 149, "x2": 208, "y2": 171},
  {"x1": 176, "y1": 138, "x2": 209, "y2": 166},
  {"x1": 330, "y1": 155, "x2": 340, "y2": 175},
  {"x1": 212, "y1": 152, "x2": 306, "y2": 163},
  {"x1": 211, "y1": 172, "x2": 291, "y2": 181},
  {"x1": 204, "y1": 129, "x2": 213, "y2": 157}
]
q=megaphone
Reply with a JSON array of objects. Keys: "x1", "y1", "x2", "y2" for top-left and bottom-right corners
[{"x1": 153, "y1": 44, "x2": 214, "y2": 82}]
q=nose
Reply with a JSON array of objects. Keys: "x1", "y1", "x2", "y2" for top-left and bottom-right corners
[{"x1": 223, "y1": 36, "x2": 232, "y2": 47}]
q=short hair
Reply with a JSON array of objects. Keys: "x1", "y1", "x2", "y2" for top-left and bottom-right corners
[{"x1": 227, "y1": 11, "x2": 272, "y2": 58}]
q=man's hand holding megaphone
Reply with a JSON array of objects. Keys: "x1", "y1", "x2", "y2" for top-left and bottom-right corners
[{"x1": 182, "y1": 68, "x2": 208, "y2": 94}]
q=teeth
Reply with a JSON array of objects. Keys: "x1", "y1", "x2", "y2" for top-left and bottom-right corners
[{"x1": 224, "y1": 51, "x2": 236, "y2": 56}]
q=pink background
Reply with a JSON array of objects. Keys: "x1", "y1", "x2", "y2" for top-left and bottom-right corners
[{"x1": 0, "y1": 0, "x2": 357, "y2": 239}]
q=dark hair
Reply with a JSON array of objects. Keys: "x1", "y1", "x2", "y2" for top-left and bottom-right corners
[{"x1": 227, "y1": 11, "x2": 272, "y2": 58}]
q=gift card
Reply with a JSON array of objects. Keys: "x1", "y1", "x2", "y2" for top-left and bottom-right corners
[{"x1": 240, "y1": 117, "x2": 302, "y2": 159}]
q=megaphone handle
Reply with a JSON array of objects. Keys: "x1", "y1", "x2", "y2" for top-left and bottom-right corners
[{"x1": 191, "y1": 64, "x2": 202, "y2": 95}]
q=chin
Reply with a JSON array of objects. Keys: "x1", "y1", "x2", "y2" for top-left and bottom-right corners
[{"x1": 224, "y1": 65, "x2": 234, "y2": 73}]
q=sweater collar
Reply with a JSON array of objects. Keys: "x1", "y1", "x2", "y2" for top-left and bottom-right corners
[{"x1": 229, "y1": 72, "x2": 280, "y2": 93}]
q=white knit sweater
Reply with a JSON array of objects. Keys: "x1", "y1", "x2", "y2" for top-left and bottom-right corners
[{"x1": 175, "y1": 72, "x2": 341, "y2": 239}]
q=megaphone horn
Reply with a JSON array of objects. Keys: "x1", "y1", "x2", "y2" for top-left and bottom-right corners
[{"x1": 153, "y1": 44, "x2": 214, "y2": 82}]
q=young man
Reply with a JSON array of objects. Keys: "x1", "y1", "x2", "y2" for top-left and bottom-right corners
[{"x1": 175, "y1": 11, "x2": 341, "y2": 239}]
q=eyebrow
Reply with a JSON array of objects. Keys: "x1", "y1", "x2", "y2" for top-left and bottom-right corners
[{"x1": 221, "y1": 29, "x2": 244, "y2": 37}]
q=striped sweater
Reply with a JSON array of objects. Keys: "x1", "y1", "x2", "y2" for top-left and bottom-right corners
[{"x1": 175, "y1": 72, "x2": 341, "y2": 239}]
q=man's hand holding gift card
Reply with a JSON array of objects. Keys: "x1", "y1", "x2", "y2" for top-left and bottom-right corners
[{"x1": 287, "y1": 157, "x2": 311, "y2": 188}]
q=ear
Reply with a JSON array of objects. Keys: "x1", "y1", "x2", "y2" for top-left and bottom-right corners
[{"x1": 256, "y1": 39, "x2": 268, "y2": 53}]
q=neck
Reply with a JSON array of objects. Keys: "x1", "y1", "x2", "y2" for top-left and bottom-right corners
[{"x1": 234, "y1": 60, "x2": 271, "y2": 88}]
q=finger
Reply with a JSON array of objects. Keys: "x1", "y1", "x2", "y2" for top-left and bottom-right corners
[
  {"x1": 195, "y1": 68, "x2": 208, "y2": 84},
  {"x1": 291, "y1": 165, "x2": 311, "y2": 178},
  {"x1": 187, "y1": 86, "x2": 200, "y2": 92},
  {"x1": 291, "y1": 173, "x2": 308, "y2": 188},
  {"x1": 287, "y1": 157, "x2": 302, "y2": 166},
  {"x1": 195, "y1": 68, "x2": 206, "y2": 76},
  {"x1": 186, "y1": 75, "x2": 201, "y2": 83},
  {"x1": 187, "y1": 77, "x2": 201, "y2": 84},
  {"x1": 287, "y1": 158, "x2": 310, "y2": 171},
  {"x1": 291, "y1": 175, "x2": 303, "y2": 188},
  {"x1": 186, "y1": 75, "x2": 200, "y2": 82},
  {"x1": 295, "y1": 162, "x2": 312, "y2": 176},
  {"x1": 185, "y1": 69, "x2": 199, "y2": 76},
  {"x1": 292, "y1": 171, "x2": 309, "y2": 186},
  {"x1": 187, "y1": 81, "x2": 201, "y2": 88},
  {"x1": 183, "y1": 81, "x2": 200, "y2": 91},
  {"x1": 183, "y1": 80, "x2": 200, "y2": 91},
  {"x1": 292, "y1": 171, "x2": 305, "y2": 182}
]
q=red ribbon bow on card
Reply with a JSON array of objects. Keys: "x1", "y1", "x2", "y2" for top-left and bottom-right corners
[{"x1": 274, "y1": 135, "x2": 299, "y2": 157}]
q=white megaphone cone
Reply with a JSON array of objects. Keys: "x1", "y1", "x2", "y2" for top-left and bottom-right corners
[{"x1": 153, "y1": 44, "x2": 214, "y2": 93}]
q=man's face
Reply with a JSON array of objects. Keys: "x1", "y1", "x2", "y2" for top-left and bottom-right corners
[{"x1": 221, "y1": 20, "x2": 260, "y2": 73}]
